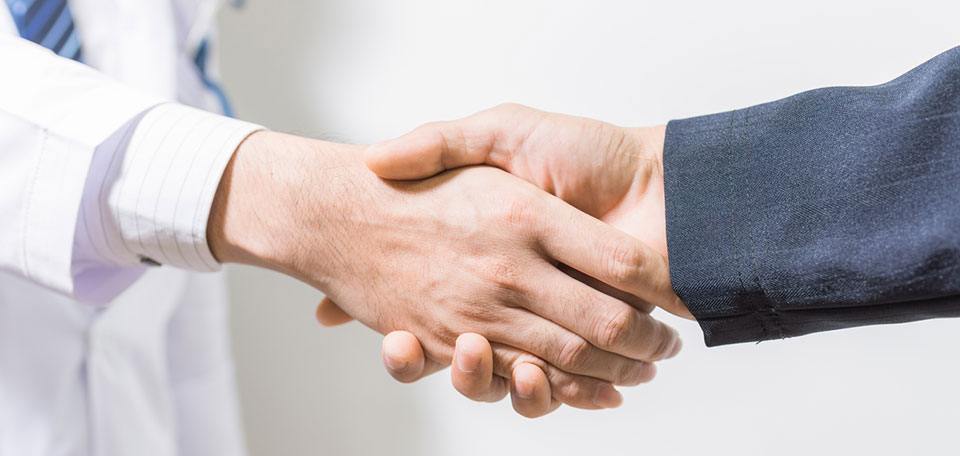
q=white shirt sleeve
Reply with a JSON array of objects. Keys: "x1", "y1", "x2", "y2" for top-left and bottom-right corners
[{"x1": 0, "y1": 35, "x2": 262, "y2": 304}]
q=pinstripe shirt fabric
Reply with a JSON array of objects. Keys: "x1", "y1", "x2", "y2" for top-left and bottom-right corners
[{"x1": 0, "y1": 2, "x2": 258, "y2": 454}]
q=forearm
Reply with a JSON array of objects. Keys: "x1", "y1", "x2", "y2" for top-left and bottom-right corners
[{"x1": 663, "y1": 46, "x2": 960, "y2": 346}]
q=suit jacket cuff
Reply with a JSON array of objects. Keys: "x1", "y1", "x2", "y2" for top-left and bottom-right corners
[{"x1": 663, "y1": 46, "x2": 960, "y2": 346}]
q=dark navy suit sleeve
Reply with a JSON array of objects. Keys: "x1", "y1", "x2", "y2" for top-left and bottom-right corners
[{"x1": 663, "y1": 46, "x2": 960, "y2": 347}]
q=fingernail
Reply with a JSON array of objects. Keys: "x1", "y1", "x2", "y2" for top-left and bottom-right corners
[
  {"x1": 384, "y1": 355, "x2": 408, "y2": 372},
  {"x1": 594, "y1": 384, "x2": 623, "y2": 408},
  {"x1": 515, "y1": 379, "x2": 537, "y2": 399},
  {"x1": 456, "y1": 351, "x2": 480, "y2": 373}
]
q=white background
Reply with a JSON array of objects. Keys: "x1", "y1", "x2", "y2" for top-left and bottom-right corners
[{"x1": 217, "y1": 1, "x2": 960, "y2": 455}]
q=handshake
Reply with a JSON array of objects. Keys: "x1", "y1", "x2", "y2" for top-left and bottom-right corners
[
  {"x1": 209, "y1": 104, "x2": 688, "y2": 417},
  {"x1": 207, "y1": 50, "x2": 960, "y2": 415}
]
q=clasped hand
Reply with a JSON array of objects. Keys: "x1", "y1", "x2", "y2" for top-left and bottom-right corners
[
  {"x1": 210, "y1": 104, "x2": 691, "y2": 419},
  {"x1": 317, "y1": 104, "x2": 694, "y2": 417}
]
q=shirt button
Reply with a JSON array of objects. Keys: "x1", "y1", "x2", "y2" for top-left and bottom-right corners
[{"x1": 139, "y1": 256, "x2": 162, "y2": 267}]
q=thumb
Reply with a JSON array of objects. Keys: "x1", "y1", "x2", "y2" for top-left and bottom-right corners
[
  {"x1": 364, "y1": 120, "x2": 494, "y2": 180},
  {"x1": 364, "y1": 103, "x2": 544, "y2": 180},
  {"x1": 314, "y1": 296, "x2": 354, "y2": 327}
]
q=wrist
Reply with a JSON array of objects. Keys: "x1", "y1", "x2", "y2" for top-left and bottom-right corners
[
  {"x1": 628, "y1": 125, "x2": 666, "y2": 175},
  {"x1": 625, "y1": 125, "x2": 669, "y2": 261},
  {"x1": 207, "y1": 130, "x2": 364, "y2": 281},
  {"x1": 208, "y1": 130, "x2": 288, "y2": 268}
]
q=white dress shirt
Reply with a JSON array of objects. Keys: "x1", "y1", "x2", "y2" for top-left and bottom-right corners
[{"x1": 0, "y1": 1, "x2": 260, "y2": 454}]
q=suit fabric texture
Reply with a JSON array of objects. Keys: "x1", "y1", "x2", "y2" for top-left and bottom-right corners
[{"x1": 664, "y1": 46, "x2": 960, "y2": 346}]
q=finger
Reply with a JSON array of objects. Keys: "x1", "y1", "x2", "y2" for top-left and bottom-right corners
[
  {"x1": 510, "y1": 363, "x2": 558, "y2": 418},
  {"x1": 315, "y1": 296, "x2": 355, "y2": 326},
  {"x1": 558, "y1": 264, "x2": 654, "y2": 314},
  {"x1": 364, "y1": 104, "x2": 538, "y2": 180},
  {"x1": 490, "y1": 342, "x2": 630, "y2": 411},
  {"x1": 486, "y1": 308, "x2": 656, "y2": 386},
  {"x1": 511, "y1": 363, "x2": 564, "y2": 416},
  {"x1": 381, "y1": 331, "x2": 446, "y2": 383},
  {"x1": 451, "y1": 334, "x2": 508, "y2": 402},
  {"x1": 536, "y1": 198, "x2": 692, "y2": 319},
  {"x1": 508, "y1": 361, "x2": 554, "y2": 411},
  {"x1": 522, "y1": 262, "x2": 681, "y2": 362}
]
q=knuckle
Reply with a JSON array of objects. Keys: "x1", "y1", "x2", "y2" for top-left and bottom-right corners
[
  {"x1": 557, "y1": 379, "x2": 583, "y2": 403},
  {"x1": 501, "y1": 197, "x2": 539, "y2": 229},
  {"x1": 478, "y1": 255, "x2": 524, "y2": 292},
  {"x1": 495, "y1": 346, "x2": 537, "y2": 373},
  {"x1": 647, "y1": 324, "x2": 675, "y2": 360},
  {"x1": 415, "y1": 316, "x2": 457, "y2": 356},
  {"x1": 417, "y1": 120, "x2": 445, "y2": 132},
  {"x1": 555, "y1": 335, "x2": 592, "y2": 371},
  {"x1": 636, "y1": 362, "x2": 657, "y2": 384},
  {"x1": 596, "y1": 308, "x2": 635, "y2": 351},
  {"x1": 601, "y1": 241, "x2": 645, "y2": 286},
  {"x1": 456, "y1": 302, "x2": 505, "y2": 329},
  {"x1": 492, "y1": 102, "x2": 529, "y2": 114},
  {"x1": 615, "y1": 362, "x2": 650, "y2": 386}
]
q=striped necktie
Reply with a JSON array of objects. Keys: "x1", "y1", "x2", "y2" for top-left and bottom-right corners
[{"x1": 5, "y1": 0, "x2": 82, "y2": 61}]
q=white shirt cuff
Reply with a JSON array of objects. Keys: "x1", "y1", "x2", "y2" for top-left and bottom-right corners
[{"x1": 74, "y1": 103, "x2": 262, "y2": 303}]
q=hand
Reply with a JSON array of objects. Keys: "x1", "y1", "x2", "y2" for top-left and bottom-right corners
[
  {"x1": 317, "y1": 103, "x2": 691, "y2": 416},
  {"x1": 380, "y1": 329, "x2": 599, "y2": 417},
  {"x1": 365, "y1": 103, "x2": 685, "y2": 303},
  {"x1": 209, "y1": 130, "x2": 682, "y2": 410},
  {"x1": 318, "y1": 298, "x2": 593, "y2": 417},
  {"x1": 319, "y1": 304, "x2": 631, "y2": 417}
]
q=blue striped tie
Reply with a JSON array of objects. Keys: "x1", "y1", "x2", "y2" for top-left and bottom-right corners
[
  {"x1": 5, "y1": 0, "x2": 82, "y2": 61},
  {"x1": 194, "y1": 39, "x2": 234, "y2": 117}
]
